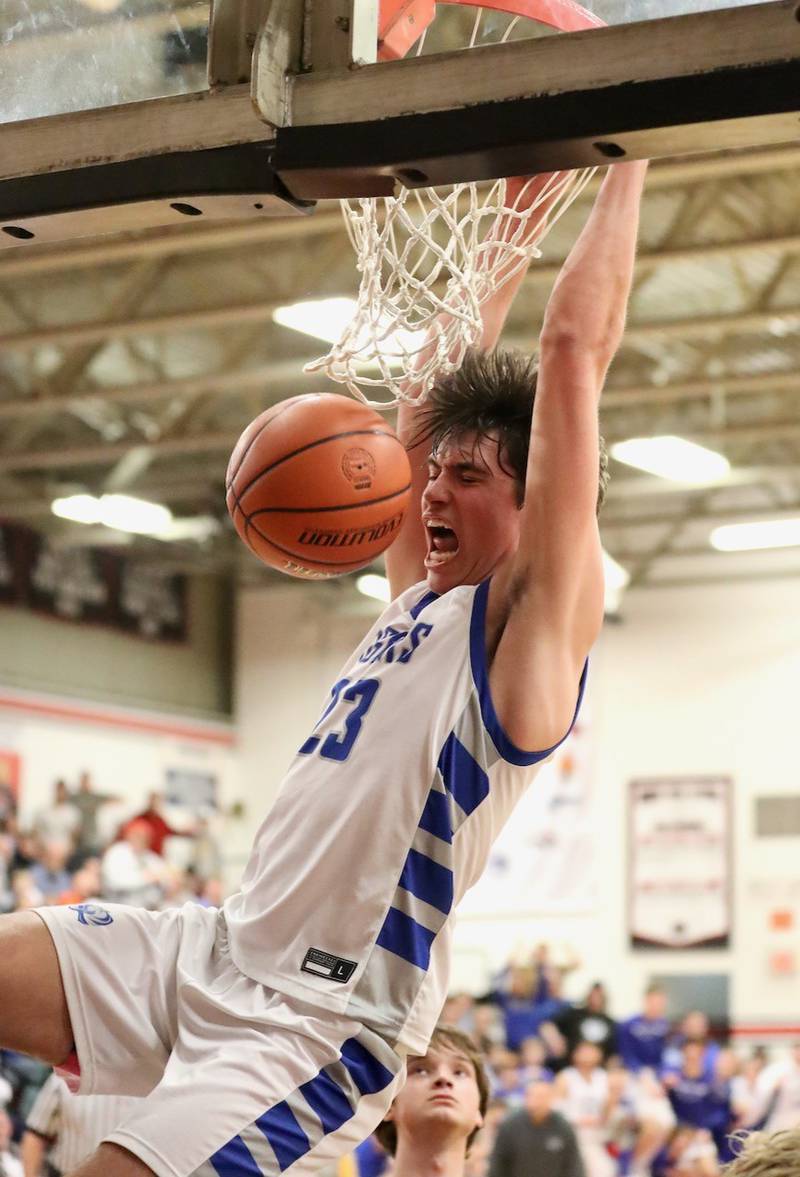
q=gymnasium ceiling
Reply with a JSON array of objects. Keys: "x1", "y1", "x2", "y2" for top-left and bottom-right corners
[{"x1": 2, "y1": 7, "x2": 800, "y2": 605}]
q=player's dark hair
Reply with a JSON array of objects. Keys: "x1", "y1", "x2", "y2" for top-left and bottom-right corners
[
  {"x1": 414, "y1": 346, "x2": 609, "y2": 513},
  {"x1": 374, "y1": 1025, "x2": 489, "y2": 1157}
]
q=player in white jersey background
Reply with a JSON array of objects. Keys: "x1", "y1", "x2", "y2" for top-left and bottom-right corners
[
  {"x1": 21, "y1": 1075, "x2": 139, "y2": 1177},
  {"x1": 0, "y1": 159, "x2": 647, "y2": 1177}
]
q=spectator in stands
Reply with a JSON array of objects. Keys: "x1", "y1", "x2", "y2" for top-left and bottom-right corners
[
  {"x1": 187, "y1": 815, "x2": 223, "y2": 884},
  {"x1": 67, "y1": 770, "x2": 119, "y2": 861},
  {"x1": 651, "y1": 1125, "x2": 719, "y2": 1177},
  {"x1": 9, "y1": 871, "x2": 41, "y2": 911},
  {"x1": 0, "y1": 1108, "x2": 22, "y2": 1177},
  {"x1": 618, "y1": 984, "x2": 672, "y2": 1074},
  {"x1": 373, "y1": 1025, "x2": 489, "y2": 1177},
  {"x1": 100, "y1": 819, "x2": 168, "y2": 908},
  {"x1": 489, "y1": 965, "x2": 543, "y2": 1051},
  {"x1": 21, "y1": 1073, "x2": 138, "y2": 1177},
  {"x1": 554, "y1": 1041, "x2": 614, "y2": 1177},
  {"x1": 730, "y1": 1054, "x2": 769, "y2": 1132},
  {"x1": 530, "y1": 943, "x2": 581, "y2": 1002},
  {"x1": 470, "y1": 1001, "x2": 506, "y2": 1055},
  {"x1": 32, "y1": 781, "x2": 80, "y2": 852},
  {"x1": 520, "y1": 1036, "x2": 554, "y2": 1085},
  {"x1": 489, "y1": 965, "x2": 570, "y2": 1052},
  {"x1": 8, "y1": 831, "x2": 36, "y2": 875},
  {"x1": 490, "y1": 1051, "x2": 527, "y2": 1105},
  {"x1": 489, "y1": 1078, "x2": 585, "y2": 1177},
  {"x1": 663, "y1": 1039, "x2": 734, "y2": 1162},
  {"x1": 756, "y1": 1042, "x2": 800, "y2": 1134},
  {"x1": 465, "y1": 1098, "x2": 508, "y2": 1177},
  {"x1": 56, "y1": 859, "x2": 101, "y2": 908},
  {"x1": 28, "y1": 839, "x2": 71, "y2": 903},
  {"x1": 118, "y1": 791, "x2": 196, "y2": 858},
  {"x1": 0, "y1": 1049, "x2": 49, "y2": 1141},
  {"x1": 542, "y1": 983, "x2": 618, "y2": 1072},
  {"x1": 336, "y1": 1134, "x2": 389, "y2": 1177},
  {"x1": 663, "y1": 1012, "x2": 721, "y2": 1076}
]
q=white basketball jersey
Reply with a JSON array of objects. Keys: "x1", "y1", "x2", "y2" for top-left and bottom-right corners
[{"x1": 225, "y1": 579, "x2": 586, "y2": 1054}]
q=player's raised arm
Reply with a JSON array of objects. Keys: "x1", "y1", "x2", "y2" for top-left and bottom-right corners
[
  {"x1": 385, "y1": 174, "x2": 562, "y2": 600},
  {"x1": 491, "y1": 160, "x2": 648, "y2": 750}
]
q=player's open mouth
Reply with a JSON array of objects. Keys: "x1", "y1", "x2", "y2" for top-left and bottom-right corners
[{"x1": 424, "y1": 517, "x2": 459, "y2": 568}]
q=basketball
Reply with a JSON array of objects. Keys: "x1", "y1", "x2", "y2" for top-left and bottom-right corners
[{"x1": 226, "y1": 393, "x2": 412, "y2": 579}]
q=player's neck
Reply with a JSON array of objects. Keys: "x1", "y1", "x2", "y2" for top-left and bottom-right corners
[{"x1": 392, "y1": 1132, "x2": 467, "y2": 1177}]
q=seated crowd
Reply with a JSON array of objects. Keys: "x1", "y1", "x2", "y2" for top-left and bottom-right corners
[{"x1": 0, "y1": 777, "x2": 798, "y2": 1177}]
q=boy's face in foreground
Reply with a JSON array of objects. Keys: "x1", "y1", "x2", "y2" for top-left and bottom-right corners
[
  {"x1": 386, "y1": 1043, "x2": 484, "y2": 1143},
  {"x1": 422, "y1": 431, "x2": 522, "y2": 594}
]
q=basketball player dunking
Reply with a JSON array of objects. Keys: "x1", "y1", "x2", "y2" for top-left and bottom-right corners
[{"x1": 0, "y1": 159, "x2": 647, "y2": 1177}]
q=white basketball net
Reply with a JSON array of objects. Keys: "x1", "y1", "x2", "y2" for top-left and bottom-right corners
[{"x1": 304, "y1": 168, "x2": 596, "y2": 409}]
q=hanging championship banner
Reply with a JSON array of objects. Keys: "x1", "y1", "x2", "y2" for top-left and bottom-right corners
[
  {"x1": 629, "y1": 776, "x2": 732, "y2": 949},
  {"x1": 0, "y1": 520, "x2": 186, "y2": 642}
]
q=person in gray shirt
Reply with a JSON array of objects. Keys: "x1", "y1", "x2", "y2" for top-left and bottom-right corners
[{"x1": 489, "y1": 1079, "x2": 586, "y2": 1177}]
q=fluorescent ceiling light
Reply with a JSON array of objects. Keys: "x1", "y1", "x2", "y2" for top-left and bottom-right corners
[
  {"x1": 274, "y1": 297, "x2": 426, "y2": 357},
  {"x1": 611, "y1": 435, "x2": 730, "y2": 484},
  {"x1": 710, "y1": 518, "x2": 800, "y2": 552},
  {"x1": 52, "y1": 494, "x2": 103, "y2": 525},
  {"x1": 356, "y1": 573, "x2": 391, "y2": 603},
  {"x1": 52, "y1": 494, "x2": 172, "y2": 536}
]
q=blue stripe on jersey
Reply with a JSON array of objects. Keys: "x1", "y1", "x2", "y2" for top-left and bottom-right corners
[
  {"x1": 339, "y1": 1036, "x2": 397, "y2": 1096},
  {"x1": 417, "y1": 788, "x2": 453, "y2": 843},
  {"x1": 299, "y1": 1070, "x2": 355, "y2": 1136},
  {"x1": 410, "y1": 590, "x2": 439, "y2": 620},
  {"x1": 469, "y1": 578, "x2": 589, "y2": 766},
  {"x1": 398, "y1": 847, "x2": 453, "y2": 915},
  {"x1": 376, "y1": 906, "x2": 436, "y2": 971},
  {"x1": 209, "y1": 1136, "x2": 263, "y2": 1177},
  {"x1": 437, "y1": 732, "x2": 489, "y2": 816},
  {"x1": 256, "y1": 1101, "x2": 310, "y2": 1171}
]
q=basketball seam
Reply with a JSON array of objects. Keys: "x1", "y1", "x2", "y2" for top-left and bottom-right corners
[
  {"x1": 247, "y1": 483, "x2": 411, "y2": 516},
  {"x1": 229, "y1": 428, "x2": 398, "y2": 501},
  {"x1": 226, "y1": 398, "x2": 297, "y2": 486},
  {"x1": 245, "y1": 514, "x2": 391, "y2": 569}
]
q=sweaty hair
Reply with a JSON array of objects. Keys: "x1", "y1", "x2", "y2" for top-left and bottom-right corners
[
  {"x1": 374, "y1": 1025, "x2": 490, "y2": 1157},
  {"x1": 724, "y1": 1129, "x2": 800, "y2": 1176},
  {"x1": 414, "y1": 346, "x2": 610, "y2": 513}
]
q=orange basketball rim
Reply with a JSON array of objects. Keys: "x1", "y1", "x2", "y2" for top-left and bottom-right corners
[{"x1": 378, "y1": 0, "x2": 605, "y2": 61}]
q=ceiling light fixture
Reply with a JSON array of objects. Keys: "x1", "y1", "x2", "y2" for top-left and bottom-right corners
[
  {"x1": 611, "y1": 435, "x2": 730, "y2": 484},
  {"x1": 355, "y1": 573, "x2": 391, "y2": 603},
  {"x1": 274, "y1": 297, "x2": 425, "y2": 358},
  {"x1": 52, "y1": 493, "x2": 172, "y2": 536},
  {"x1": 710, "y1": 518, "x2": 800, "y2": 552}
]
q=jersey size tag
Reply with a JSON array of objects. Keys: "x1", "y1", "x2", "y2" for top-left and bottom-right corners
[{"x1": 301, "y1": 947, "x2": 358, "y2": 983}]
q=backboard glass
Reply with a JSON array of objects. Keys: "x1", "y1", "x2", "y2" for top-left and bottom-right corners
[
  {"x1": 0, "y1": 0, "x2": 779, "y2": 126},
  {"x1": 2, "y1": 0, "x2": 209, "y2": 124}
]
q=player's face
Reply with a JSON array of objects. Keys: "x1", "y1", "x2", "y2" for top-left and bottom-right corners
[
  {"x1": 421, "y1": 431, "x2": 522, "y2": 593},
  {"x1": 386, "y1": 1044, "x2": 484, "y2": 1143}
]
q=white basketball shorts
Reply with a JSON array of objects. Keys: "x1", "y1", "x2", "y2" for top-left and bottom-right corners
[{"x1": 35, "y1": 902, "x2": 405, "y2": 1177}]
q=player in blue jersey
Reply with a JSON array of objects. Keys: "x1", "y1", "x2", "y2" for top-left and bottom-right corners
[
  {"x1": 0, "y1": 160, "x2": 647, "y2": 1177},
  {"x1": 618, "y1": 985, "x2": 671, "y2": 1074},
  {"x1": 663, "y1": 1039, "x2": 735, "y2": 1162}
]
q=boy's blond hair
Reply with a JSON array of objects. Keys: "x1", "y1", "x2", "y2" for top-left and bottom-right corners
[{"x1": 724, "y1": 1130, "x2": 800, "y2": 1177}]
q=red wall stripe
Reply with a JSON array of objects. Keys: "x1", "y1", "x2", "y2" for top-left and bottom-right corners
[{"x1": 0, "y1": 691, "x2": 235, "y2": 748}]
